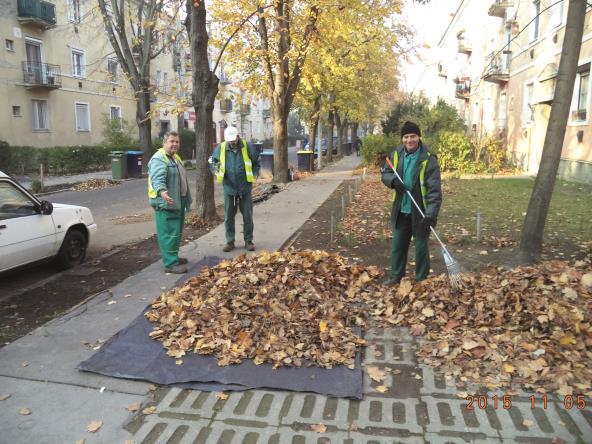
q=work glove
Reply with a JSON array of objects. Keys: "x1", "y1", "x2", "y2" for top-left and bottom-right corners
[
  {"x1": 421, "y1": 216, "x2": 437, "y2": 230},
  {"x1": 390, "y1": 177, "x2": 407, "y2": 194}
]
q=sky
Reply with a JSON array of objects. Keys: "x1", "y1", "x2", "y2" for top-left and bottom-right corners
[{"x1": 399, "y1": 0, "x2": 460, "y2": 92}]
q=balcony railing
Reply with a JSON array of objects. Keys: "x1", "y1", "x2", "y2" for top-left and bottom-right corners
[
  {"x1": 488, "y1": 0, "x2": 514, "y2": 18},
  {"x1": 17, "y1": 0, "x2": 56, "y2": 29},
  {"x1": 483, "y1": 51, "x2": 510, "y2": 84},
  {"x1": 454, "y1": 78, "x2": 471, "y2": 100},
  {"x1": 22, "y1": 61, "x2": 62, "y2": 89},
  {"x1": 220, "y1": 99, "x2": 232, "y2": 113}
]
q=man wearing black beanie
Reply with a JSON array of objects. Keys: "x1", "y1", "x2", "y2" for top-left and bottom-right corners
[{"x1": 380, "y1": 121, "x2": 442, "y2": 285}]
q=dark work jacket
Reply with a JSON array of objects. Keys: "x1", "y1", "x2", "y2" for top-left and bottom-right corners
[{"x1": 381, "y1": 143, "x2": 442, "y2": 235}]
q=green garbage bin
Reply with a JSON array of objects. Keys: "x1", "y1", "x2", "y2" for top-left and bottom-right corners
[
  {"x1": 297, "y1": 150, "x2": 314, "y2": 172},
  {"x1": 109, "y1": 151, "x2": 128, "y2": 179}
]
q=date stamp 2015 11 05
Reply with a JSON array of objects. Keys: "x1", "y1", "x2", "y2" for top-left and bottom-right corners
[{"x1": 465, "y1": 394, "x2": 587, "y2": 411}]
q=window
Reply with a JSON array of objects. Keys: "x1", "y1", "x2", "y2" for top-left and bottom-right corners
[
  {"x1": 75, "y1": 102, "x2": 90, "y2": 132},
  {"x1": 109, "y1": 105, "x2": 122, "y2": 130},
  {"x1": 32, "y1": 100, "x2": 48, "y2": 130},
  {"x1": 163, "y1": 72, "x2": 168, "y2": 93},
  {"x1": 571, "y1": 64, "x2": 590, "y2": 122},
  {"x1": 5, "y1": 39, "x2": 14, "y2": 51},
  {"x1": 68, "y1": 0, "x2": 82, "y2": 23},
  {"x1": 107, "y1": 59, "x2": 118, "y2": 82},
  {"x1": 550, "y1": 0, "x2": 564, "y2": 28},
  {"x1": 523, "y1": 83, "x2": 534, "y2": 124},
  {"x1": 71, "y1": 49, "x2": 85, "y2": 77},
  {"x1": 0, "y1": 182, "x2": 38, "y2": 220},
  {"x1": 12, "y1": 106, "x2": 21, "y2": 117},
  {"x1": 155, "y1": 70, "x2": 162, "y2": 89},
  {"x1": 529, "y1": 1, "x2": 540, "y2": 43}
]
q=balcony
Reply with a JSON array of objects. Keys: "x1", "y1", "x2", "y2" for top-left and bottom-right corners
[
  {"x1": 454, "y1": 78, "x2": 471, "y2": 100},
  {"x1": 457, "y1": 38, "x2": 472, "y2": 55},
  {"x1": 17, "y1": 0, "x2": 56, "y2": 30},
  {"x1": 219, "y1": 99, "x2": 232, "y2": 113},
  {"x1": 488, "y1": 0, "x2": 513, "y2": 18},
  {"x1": 240, "y1": 104, "x2": 250, "y2": 115},
  {"x1": 219, "y1": 71, "x2": 231, "y2": 85},
  {"x1": 483, "y1": 51, "x2": 510, "y2": 84},
  {"x1": 22, "y1": 62, "x2": 61, "y2": 89}
]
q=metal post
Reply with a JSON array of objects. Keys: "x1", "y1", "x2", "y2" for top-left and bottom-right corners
[
  {"x1": 40, "y1": 164, "x2": 44, "y2": 193},
  {"x1": 330, "y1": 211, "x2": 334, "y2": 243},
  {"x1": 348, "y1": 185, "x2": 353, "y2": 203},
  {"x1": 476, "y1": 212, "x2": 481, "y2": 241},
  {"x1": 317, "y1": 119, "x2": 322, "y2": 171},
  {"x1": 363, "y1": 167, "x2": 366, "y2": 181},
  {"x1": 341, "y1": 195, "x2": 345, "y2": 218}
]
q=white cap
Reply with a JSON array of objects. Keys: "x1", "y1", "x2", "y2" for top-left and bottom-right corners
[{"x1": 224, "y1": 126, "x2": 239, "y2": 142}]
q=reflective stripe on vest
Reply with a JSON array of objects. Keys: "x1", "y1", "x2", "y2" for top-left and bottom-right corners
[
  {"x1": 148, "y1": 148, "x2": 183, "y2": 198},
  {"x1": 216, "y1": 140, "x2": 254, "y2": 184},
  {"x1": 391, "y1": 150, "x2": 430, "y2": 208}
]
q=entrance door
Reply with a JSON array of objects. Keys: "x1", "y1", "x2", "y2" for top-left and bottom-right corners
[{"x1": 25, "y1": 40, "x2": 43, "y2": 83}]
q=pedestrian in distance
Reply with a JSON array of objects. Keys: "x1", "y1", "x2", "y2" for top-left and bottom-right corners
[
  {"x1": 381, "y1": 121, "x2": 442, "y2": 285},
  {"x1": 355, "y1": 136, "x2": 362, "y2": 157},
  {"x1": 210, "y1": 126, "x2": 260, "y2": 252},
  {"x1": 147, "y1": 131, "x2": 192, "y2": 274}
]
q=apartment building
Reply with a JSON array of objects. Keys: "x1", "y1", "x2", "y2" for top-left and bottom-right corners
[
  {"x1": 0, "y1": 0, "x2": 271, "y2": 150},
  {"x1": 414, "y1": 0, "x2": 591, "y2": 183}
]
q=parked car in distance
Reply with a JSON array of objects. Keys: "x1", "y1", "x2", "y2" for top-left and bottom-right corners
[
  {"x1": 306, "y1": 138, "x2": 328, "y2": 158},
  {"x1": 0, "y1": 171, "x2": 97, "y2": 273}
]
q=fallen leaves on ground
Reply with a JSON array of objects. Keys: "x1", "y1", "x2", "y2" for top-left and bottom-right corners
[
  {"x1": 86, "y1": 420, "x2": 103, "y2": 433},
  {"x1": 0, "y1": 394, "x2": 11, "y2": 401},
  {"x1": 142, "y1": 406, "x2": 156, "y2": 415},
  {"x1": 126, "y1": 403, "x2": 141, "y2": 412},
  {"x1": 310, "y1": 423, "x2": 327, "y2": 433},
  {"x1": 185, "y1": 212, "x2": 219, "y2": 229},
  {"x1": 338, "y1": 178, "x2": 392, "y2": 243},
  {"x1": 146, "y1": 249, "x2": 384, "y2": 369},
  {"x1": 389, "y1": 257, "x2": 592, "y2": 394},
  {"x1": 19, "y1": 407, "x2": 31, "y2": 415},
  {"x1": 71, "y1": 179, "x2": 120, "y2": 192}
]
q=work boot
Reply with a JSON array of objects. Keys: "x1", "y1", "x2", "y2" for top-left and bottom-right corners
[
  {"x1": 165, "y1": 264, "x2": 188, "y2": 274},
  {"x1": 223, "y1": 242, "x2": 235, "y2": 252},
  {"x1": 383, "y1": 276, "x2": 402, "y2": 286},
  {"x1": 177, "y1": 257, "x2": 188, "y2": 265},
  {"x1": 245, "y1": 242, "x2": 255, "y2": 251}
]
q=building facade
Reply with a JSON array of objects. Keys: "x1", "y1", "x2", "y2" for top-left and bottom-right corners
[
  {"x1": 415, "y1": 0, "x2": 591, "y2": 183},
  {"x1": 0, "y1": 0, "x2": 271, "y2": 151}
]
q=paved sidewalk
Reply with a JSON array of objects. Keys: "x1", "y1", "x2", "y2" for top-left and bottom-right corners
[{"x1": 13, "y1": 170, "x2": 114, "y2": 190}]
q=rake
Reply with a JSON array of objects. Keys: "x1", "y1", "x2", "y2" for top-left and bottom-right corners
[{"x1": 385, "y1": 156, "x2": 464, "y2": 290}]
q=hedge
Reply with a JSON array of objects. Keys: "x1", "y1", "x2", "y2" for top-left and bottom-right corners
[{"x1": 0, "y1": 142, "x2": 139, "y2": 175}]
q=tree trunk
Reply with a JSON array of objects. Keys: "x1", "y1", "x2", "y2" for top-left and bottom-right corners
[
  {"x1": 327, "y1": 111, "x2": 334, "y2": 163},
  {"x1": 309, "y1": 119, "x2": 317, "y2": 152},
  {"x1": 334, "y1": 111, "x2": 343, "y2": 157},
  {"x1": 188, "y1": 0, "x2": 218, "y2": 220},
  {"x1": 137, "y1": 85, "x2": 153, "y2": 168},
  {"x1": 272, "y1": 104, "x2": 289, "y2": 182},
  {"x1": 177, "y1": 113, "x2": 185, "y2": 135},
  {"x1": 519, "y1": 0, "x2": 586, "y2": 260}
]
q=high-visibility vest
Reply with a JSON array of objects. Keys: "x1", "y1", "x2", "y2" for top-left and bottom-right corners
[
  {"x1": 216, "y1": 139, "x2": 254, "y2": 184},
  {"x1": 148, "y1": 148, "x2": 183, "y2": 198},
  {"x1": 391, "y1": 149, "x2": 430, "y2": 208}
]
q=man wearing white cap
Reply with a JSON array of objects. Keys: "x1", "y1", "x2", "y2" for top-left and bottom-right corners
[{"x1": 210, "y1": 127, "x2": 260, "y2": 252}]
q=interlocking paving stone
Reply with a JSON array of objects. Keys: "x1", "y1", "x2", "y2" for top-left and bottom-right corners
[{"x1": 131, "y1": 327, "x2": 591, "y2": 443}]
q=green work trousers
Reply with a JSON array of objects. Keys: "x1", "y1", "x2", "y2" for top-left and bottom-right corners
[
  {"x1": 391, "y1": 212, "x2": 430, "y2": 281},
  {"x1": 224, "y1": 193, "x2": 253, "y2": 244},
  {"x1": 154, "y1": 197, "x2": 187, "y2": 268}
]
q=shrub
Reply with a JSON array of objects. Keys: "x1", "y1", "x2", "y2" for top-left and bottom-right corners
[
  {"x1": 101, "y1": 114, "x2": 134, "y2": 147},
  {"x1": 360, "y1": 134, "x2": 399, "y2": 166},
  {"x1": 178, "y1": 130, "x2": 195, "y2": 160},
  {"x1": 433, "y1": 131, "x2": 474, "y2": 172}
]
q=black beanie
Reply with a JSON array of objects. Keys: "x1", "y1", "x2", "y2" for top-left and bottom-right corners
[{"x1": 400, "y1": 121, "x2": 421, "y2": 138}]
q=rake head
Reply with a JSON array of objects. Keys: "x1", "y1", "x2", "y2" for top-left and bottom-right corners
[{"x1": 441, "y1": 247, "x2": 465, "y2": 291}]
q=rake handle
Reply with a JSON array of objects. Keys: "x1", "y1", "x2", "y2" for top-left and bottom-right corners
[{"x1": 384, "y1": 156, "x2": 450, "y2": 255}]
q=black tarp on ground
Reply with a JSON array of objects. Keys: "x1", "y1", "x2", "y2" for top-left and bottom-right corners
[{"x1": 77, "y1": 257, "x2": 364, "y2": 399}]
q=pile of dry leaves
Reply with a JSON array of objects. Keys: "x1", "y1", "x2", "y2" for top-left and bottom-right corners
[
  {"x1": 381, "y1": 258, "x2": 592, "y2": 394},
  {"x1": 185, "y1": 212, "x2": 219, "y2": 229},
  {"x1": 70, "y1": 179, "x2": 121, "y2": 191},
  {"x1": 146, "y1": 247, "x2": 591, "y2": 394},
  {"x1": 146, "y1": 249, "x2": 384, "y2": 368}
]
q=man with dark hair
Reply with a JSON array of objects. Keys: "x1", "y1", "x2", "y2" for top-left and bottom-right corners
[
  {"x1": 147, "y1": 131, "x2": 192, "y2": 273},
  {"x1": 381, "y1": 121, "x2": 442, "y2": 285},
  {"x1": 210, "y1": 127, "x2": 260, "y2": 252}
]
